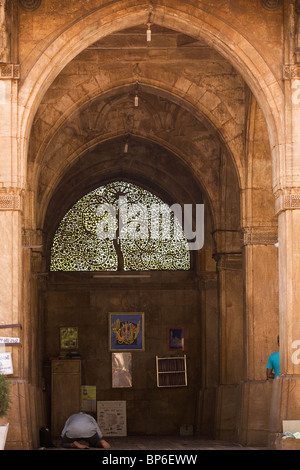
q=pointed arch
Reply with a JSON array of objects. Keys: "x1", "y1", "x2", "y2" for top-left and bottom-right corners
[{"x1": 18, "y1": 1, "x2": 283, "y2": 193}]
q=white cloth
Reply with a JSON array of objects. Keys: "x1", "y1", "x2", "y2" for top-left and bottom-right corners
[{"x1": 61, "y1": 412, "x2": 102, "y2": 439}]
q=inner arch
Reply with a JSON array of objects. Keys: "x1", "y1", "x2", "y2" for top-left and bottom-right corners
[{"x1": 50, "y1": 180, "x2": 192, "y2": 272}]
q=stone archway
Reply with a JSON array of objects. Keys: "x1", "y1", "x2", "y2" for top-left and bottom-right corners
[
  {"x1": 18, "y1": 1, "x2": 283, "y2": 187},
  {"x1": 3, "y1": 1, "x2": 285, "y2": 449}
]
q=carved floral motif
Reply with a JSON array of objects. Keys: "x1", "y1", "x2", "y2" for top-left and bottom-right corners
[
  {"x1": 19, "y1": 0, "x2": 41, "y2": 11},
  {"x1": 260, "y1": 0, "x2": 283, "y2": 10}
]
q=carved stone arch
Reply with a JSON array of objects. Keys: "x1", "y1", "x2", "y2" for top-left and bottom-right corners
[
  {"x1": 42, "y1": 135, "x2": 212, "y2": 270},
  {"x1": 37, "y1": 131, "x2": 219, "y2": 232},
  {"x1": 19, "y1": 1, "x2": 283, "y2": 196},
  {"x1": 30, "y1": 79, "x2": 241, "y2": 237},
  {"x1": 30, "y1": 78, "x2": 243, "y2": 190}
]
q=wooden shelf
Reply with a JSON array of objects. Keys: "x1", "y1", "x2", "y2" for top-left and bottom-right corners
[{"x1": 156, "y1": 355, "x2": 187, "y2": 387}]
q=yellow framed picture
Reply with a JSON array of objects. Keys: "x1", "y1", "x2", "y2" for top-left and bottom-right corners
[
  {"x1": 109, "y1": 313, "x2": 144, "y2": 351},
  {"x1": 60, "y1": 326, "x2": 78, "y2": 350}
]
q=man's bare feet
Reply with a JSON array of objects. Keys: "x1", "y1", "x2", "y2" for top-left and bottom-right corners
[
  {"x1": 100, "y1": 439, "x2": 111, "y2": 449},
  {"x1": 71, "y1": 440, "x2": 89, "y2": 449}
]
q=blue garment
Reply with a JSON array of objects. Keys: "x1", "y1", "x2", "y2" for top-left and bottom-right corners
[{"x1": 267, "y1": 350, "x2": 280, "y2": 378}]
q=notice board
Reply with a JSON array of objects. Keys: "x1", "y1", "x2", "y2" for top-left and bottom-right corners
[{"x1": 97, "y1": 400, "x2": 127, "y2": 436}]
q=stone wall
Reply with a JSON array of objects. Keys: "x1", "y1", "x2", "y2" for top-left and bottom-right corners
[
  {"x1": 43, "y1": 271, "x2": 202, "y2": 437},
  {"x1": 0, "y1": 0, "x2": 289, "y2": 449}
]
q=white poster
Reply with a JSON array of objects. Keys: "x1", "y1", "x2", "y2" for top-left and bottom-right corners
[
  {"x1": 97, "y1": 400, "x2": 127, "y2": 436},
  {"x1": 0, "y1": 352, "x2": 13, "y2": 375},
  {"x1": 0, "y1": 337, "x2": 20, "y2": 344}
]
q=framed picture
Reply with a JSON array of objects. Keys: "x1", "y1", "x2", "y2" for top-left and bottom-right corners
[
  {"x1": 60, "y1": 327, "x2": 78, "y2": 350},
  {"x1": 112, "y1": 353, "x2": 132, "y2": 388},
  {"x1": 168, "y1": 327, "x2": 184, "y2": 351},
  {"x1": 109, "y1": 312, "x2": 144, "y2": 351}
]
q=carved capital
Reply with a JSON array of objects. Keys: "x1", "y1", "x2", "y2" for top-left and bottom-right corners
[
  {"x1": 0, "y1": 63, "x2": 20, "y2": 79},
  {"x1": 275, "y1": 189, "x2": 300, "y2": 214},
  {"x1": 260, "y1": 0, "x2": 283, "y2": 10},
  {"x1": 22, "y1": 228, "x2": 43, "y2": 248},
  {"x1": 0, "y1": 189, "x2": 22, "y2": 211},
  {"x1": 283, "y1": 64, "x2": 300, "y2": 80},
  {"x1": 214, "y1": 253, "x2": 242, "y2": 272},
  {"x1": 242, "y1": 226, "x2": 278, "y2": 246}
]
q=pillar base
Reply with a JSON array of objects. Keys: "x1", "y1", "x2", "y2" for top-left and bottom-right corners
[
  {"x1": 3, "y1": 379, "x2": 45, "y2": 450},
  {"x1": 270, "y1": 435, "x2": 300, "y2": 450},
  {"x1": 268, "y1": 375, "x2": 300, "y2": 449}
]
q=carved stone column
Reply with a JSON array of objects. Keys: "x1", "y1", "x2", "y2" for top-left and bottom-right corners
[
  {"x1": 213, "y1": 249, "x2": 244, "y2": 442},
  {"x1": 0, "y1": 189, "x2": 32, "y2": 449},
  {"x1": 0, "y1": 25, "x2": 32, "y2": 446},
  {"x1": 266, "y1": 193, "x2": 300, "y2": 449},
  {"x1": 215, "y1": 251, "x2": 244, "y2": 385},
  {"x1": 195, "y1": 270, "x2": 218, "y2": 438},
  {"x1": 0, "y1": 0, "x2": 21, "y2": 342},
  {"x1": 0, "y1": 69, "x2": 22, "y2": 380},
  {"x1": 237, "y1": 226, "x2": 278, "y2": 446},
  {"x1": 0, "y1": 0, "x2": 9, "y2": 63},
  {"x1": 242, "y1": 226, "x2": 279, "y2": 382},
  {"x1": 0, "y1": 188, "x2": 23, "y2": 376},
  {"x1": 274, "y1": 190, "x2": 300, "y2": 376},
  {"x1": 268, "y1": 11, "x2": 300, "y2": 444},
  {"x1": 294, "y1": 0, "x2": 300, "y2": 62}
]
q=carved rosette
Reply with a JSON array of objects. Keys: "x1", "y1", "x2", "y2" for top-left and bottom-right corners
[
  {"x1": 275, "y1": 189, "x2": 300, "y2": 214},
  {"x1": 19, "y1": 0, "x2": 41, "y2": 11},
  {"x1": 0, "y1": 63, "x2": 20, "y2": 79},
  {"x1": 283, "y1": 65, "x2": 300, "y2": 80},
  {"x1": 260, "y1": 0, "x2": 283, "y2": 10}
]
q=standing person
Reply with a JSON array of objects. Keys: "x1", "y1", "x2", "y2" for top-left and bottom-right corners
[
  {"x1": 61, "y1": 412, "x2": 111, "y2": 449},
  {"x1": 266, "y1": 336, "x2": 280, "y2": 379}
]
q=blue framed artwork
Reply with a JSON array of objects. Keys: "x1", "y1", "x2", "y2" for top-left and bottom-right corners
[
  {"x1": 109, "y1": 312, "x2": 145, "y2": 351},
  {"x1": 168, "y1": 327, "x2": 184, "y2": 351}
]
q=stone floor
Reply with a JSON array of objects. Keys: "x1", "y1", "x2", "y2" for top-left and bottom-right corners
[
  {"x1": 104, "y1": 435, "x2": 265, "y2": 450},
  {"x1": 48, "y1": 435, "x2": 266, "y2": 451}
]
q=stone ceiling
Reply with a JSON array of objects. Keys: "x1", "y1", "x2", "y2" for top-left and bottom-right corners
[{"x1": 28, "y1": 23, "x2": 246, "y2": 240}]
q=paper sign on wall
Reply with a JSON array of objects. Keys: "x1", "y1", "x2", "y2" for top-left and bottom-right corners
[
  {"x1": 0, "y1": 352, "x2": 13, "y2": 375},
  {"x1": 0, "y1": 337, "x2": 20, "y2": 344},
  {"x1": 81, "y1": 385, "x2": 96, "y2": 412},
  {"x1": 97, "y1": 400, "x2": 127, "y2": 437}
]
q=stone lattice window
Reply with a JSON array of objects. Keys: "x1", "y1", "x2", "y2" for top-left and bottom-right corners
[{"x1": 50, "y1": 181, "x2": 191, "y2": 271}]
